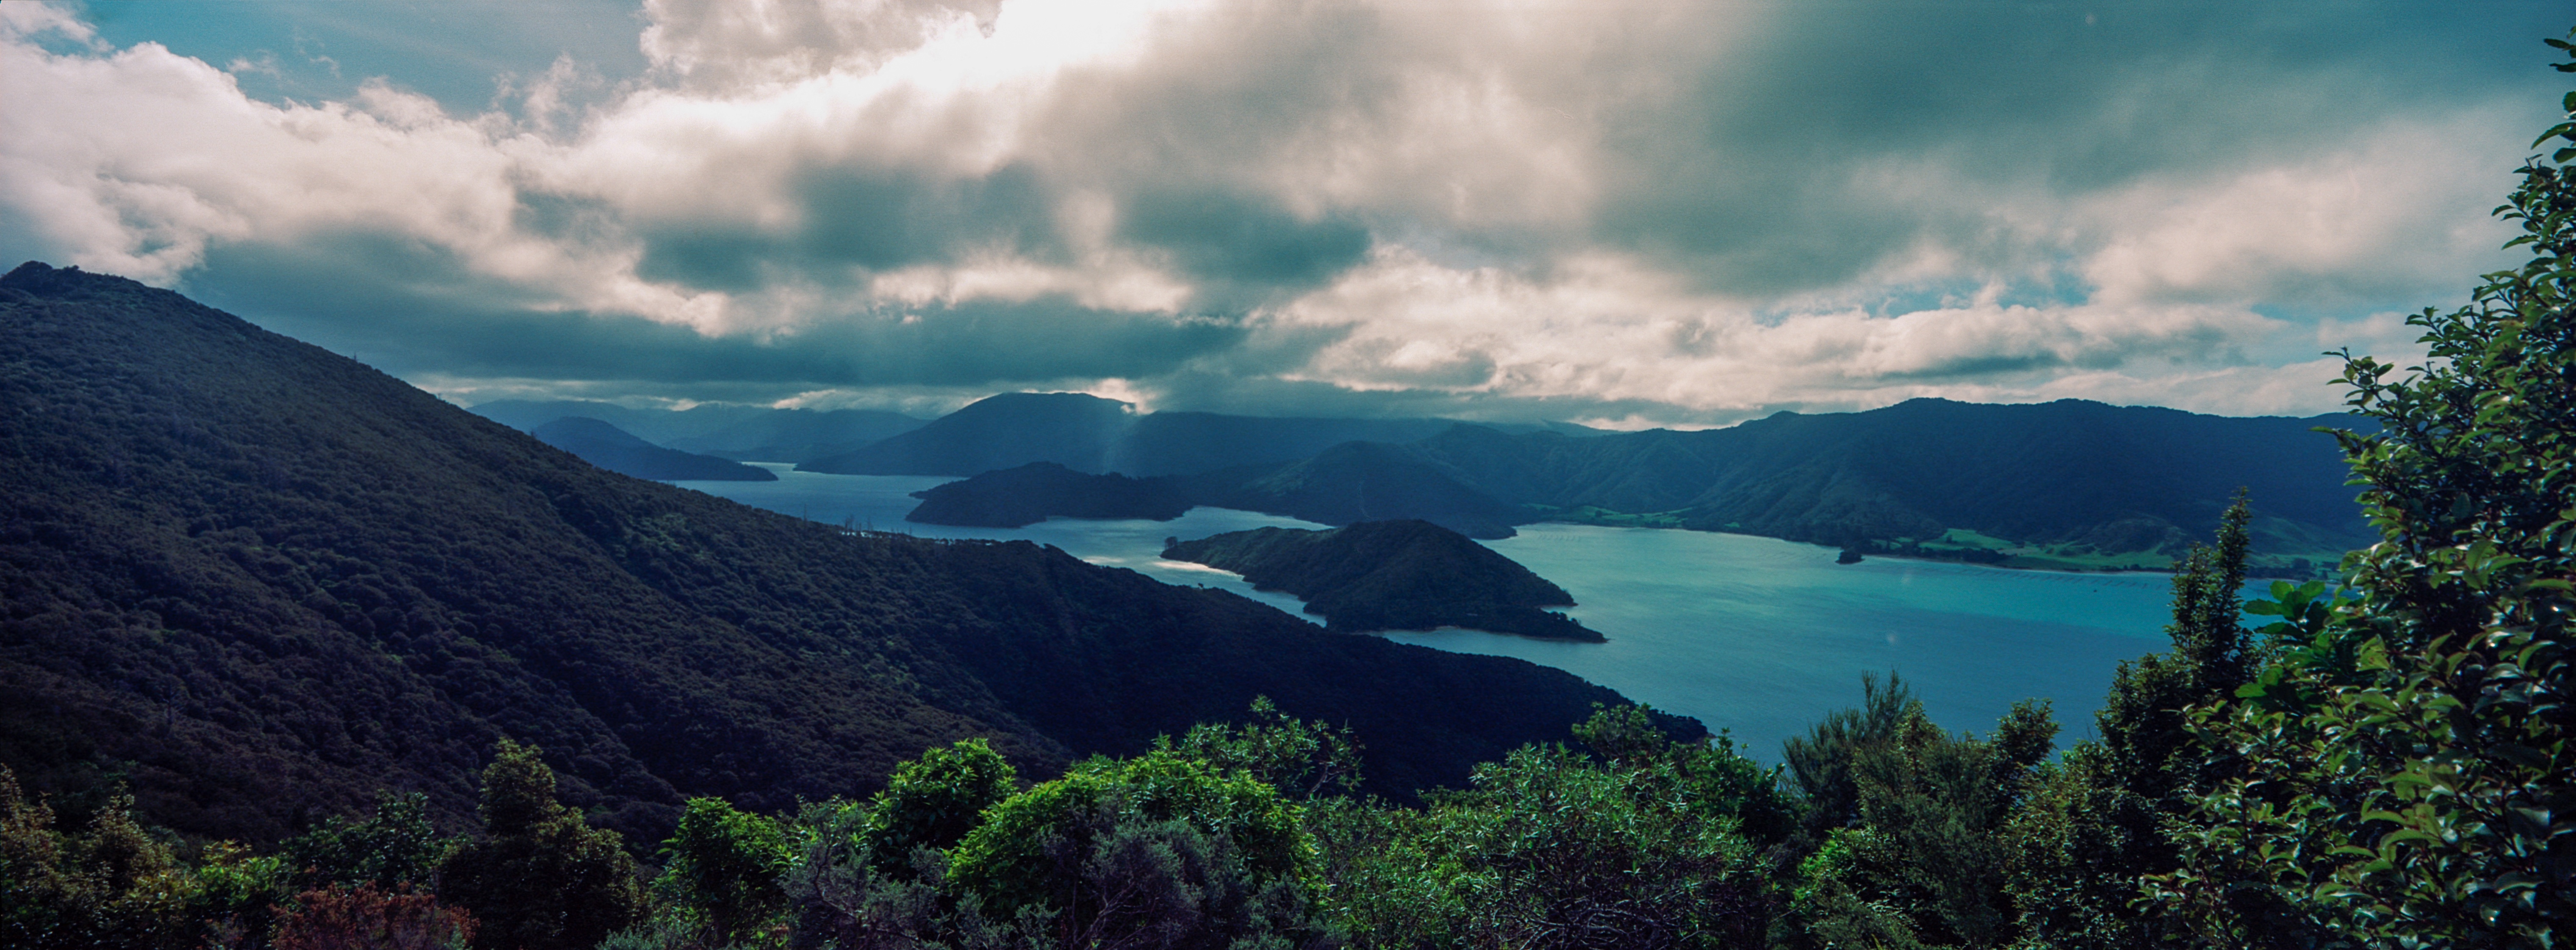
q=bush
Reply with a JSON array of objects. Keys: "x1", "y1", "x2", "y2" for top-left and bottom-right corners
[{"x1": 271, "y1": 883, "x2": 476, "y2": 950}]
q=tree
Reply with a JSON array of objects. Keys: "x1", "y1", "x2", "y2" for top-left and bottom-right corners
[
  {"x1": 1783, "y1": 672, "x2": 1919, "y2": 844},
  {"x1": 0, "y1": 766, "x2": 204, "y2": 950},
  {"x1": 437, "y1": 740, "x2": 645, "y2": 950},
  {"x1": 1782, "y1": 692, "x2": 2057, "y2": 949},
  {"x1": 653, "y1": 797, "x2": 792, "y2": 947},
  {"x1": 1982, "y1": 496, "x2": 2260, "y2": 948},
  {"x1": 1157, "y1": 696, "x2": 1364, "y2": 802},
  {"x1": 281, "y1": 791, "x2": 452, "y2": 892},
  {"x1": 1319, "y1": 706, "x2": 1779, "y2": 950},
  {"x1": 944, "y1": 751, "x2": 1323, "y2": 948},
  {"x1": 2152, "y1": 30, "x2": 2576, "y2": 946},
  {"x1": 858, "y1": 737, "x2": 1019, "y2": 877}
]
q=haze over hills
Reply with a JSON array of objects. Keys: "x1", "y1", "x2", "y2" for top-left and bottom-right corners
[
  {"x1": 470, "y1": 399, "x2": 926, "y2": 464},
  {"x1": 0, "y1": 262, "x2": 1689, "y2": 847},
  {"x1": 532, "y1": 417, "x2": 777, "y2": 482},
  {"x1": 796, "y1": 392, "x2": 1507, "y2": 478}
]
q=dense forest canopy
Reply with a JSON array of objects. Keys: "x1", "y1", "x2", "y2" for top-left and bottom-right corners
[
  {"x1": 1, "y1": 26, "x2": 2568, "y2": 950},
  {"x1": 0, "y1": 256, "x2": 1684, "y2": 847}
]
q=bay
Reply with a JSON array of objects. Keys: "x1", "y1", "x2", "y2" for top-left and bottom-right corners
[{"x1": 685, "y1": 466, "x2": 2187, "y2": 761}]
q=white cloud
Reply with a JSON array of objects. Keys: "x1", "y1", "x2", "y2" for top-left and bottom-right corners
[
  {"x1": 2078, "y1": 114, "x2": 2526, "y2": 306},
  {"x1": 0, "y1": 0, "x2": 2550, "y2": 422}
]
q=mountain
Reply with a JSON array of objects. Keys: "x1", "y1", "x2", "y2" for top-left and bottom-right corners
[
  {"x1": 532, "y1": 417, "x2": 778, "y2": 482},
  {"x1": 795, "y1": 393, "x2": 1475, "y2": 478},
  {"x1": 800, "y1": 392, "x2": 1138, "y2": 476},
  {"x1": 904, "y1": 463, "x2": 1192, "y2": 528},
  {"x1": 1103, "y1": 412, "x2": 1467, "y2": 477},
  {"x1": 659, "y1": 407, "x2": 925, "y2": 463},
  {"x1": 469, "y1": 399, "x2": 767, "y2": 443},
  {"x1": 1172, "y1": 402, "x2": 2372, "y2": 570},
  {"x1": 0, "y1": 262, "x2": 1691, "y2": 849},
  {"x1": 1161, "y1": 521, "x2": 1601, "y2": 641},
  {"x1": 1197, "y1": 437, "x2": 1532, "y2": 539},
  {"x1": 469, "y1": 399, "x2": 924, "y2": 464}
]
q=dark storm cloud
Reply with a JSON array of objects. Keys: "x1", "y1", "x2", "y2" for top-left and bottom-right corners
[
  {"x1": 188, "y1": 236, "x2": 1246, "y2": 389},
  {"x1": 6, "y1": 0, "x2": 2566, "y2": 422},
  {"x1": 1587, "y1": 1, "x2": 2565, "y2": 294},
  {"x1": 1120, "y1": 191, "x2": 1371, "y2": 291},
  {"x1": 632, "y1": 163, "x2": 1063, "y2": 292}
]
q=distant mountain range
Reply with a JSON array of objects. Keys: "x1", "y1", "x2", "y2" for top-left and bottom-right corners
[
  {"x1": 532, "y1": 417, "x2": 776, "y2": 482},
  {"x1": 1162, "y1": 521, "x2": 1602, "y2": 641},
  {"x1": 875, "y1": 393, "x2": 2368, "y2": 571},
  {"x1": 470, "y1": 399, "x2": 926, "y2": 464},
  {"x1": 1202, "y1": 402, "x2": 2374, "y2": 569},
  {"x1": 0, "y1": 262, "x2": 1685, "y2": 848},
  {"x1": 795, "y1": 392, "x2": 1512, "y2": 478}
]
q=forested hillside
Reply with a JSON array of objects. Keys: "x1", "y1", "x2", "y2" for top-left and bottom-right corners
[
  {"x1": 532, "y1": 417, "x2": 777, "y2": 481},
  {"x1": 1162, "y1": 521, "x2": 1602, "y2": 641},
  {"x1": 844, "y1": 383, "x2": 2370, "y2": 565},
  {"x1": 903, "y1": 462, "x2": 1192, "y2": 527},
  {"x1": 0, "y1": 262, "x2": 1685, "y2": 852},
  {"x1": 1189, "y1": 400, "x2": 2369, "y2": 568}
]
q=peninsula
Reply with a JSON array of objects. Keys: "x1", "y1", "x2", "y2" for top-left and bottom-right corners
[{"x1": 1161, "y1": 520, "x2": 1604, "y2": 641}]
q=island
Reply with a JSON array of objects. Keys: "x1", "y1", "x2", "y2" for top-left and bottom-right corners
[
  {"x1": 1161, "y1": 519, "x2": 1605, "y2": 641},
  {"x1": 906, "y1": 461, "x2": 1193, "y2": 527}
]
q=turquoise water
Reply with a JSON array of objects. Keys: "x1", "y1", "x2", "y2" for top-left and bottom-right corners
[{"x1": 684, "y1": 467, "x2": 2188, "y2": 760}]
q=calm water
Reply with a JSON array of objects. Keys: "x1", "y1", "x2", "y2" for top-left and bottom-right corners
[{"x1": 685, "y1": 466, "x2": 2188, "y2": 760}]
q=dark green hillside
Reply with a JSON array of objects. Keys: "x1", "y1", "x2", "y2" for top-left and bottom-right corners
[
  {"x1": 1163, "y1": 520, "x2": 1602, "y2": 641},
  {"x1": 1202, "y1": 439, "x2": 1529, "y2": 539},
  {"x1": 1183, "y1": 401, "x2": 2370, "y2": 570},
  {"x1": 0, "y1": 262, "x2": 1685, "y2": 848},
  {"x1": 798, "y1": 392, "x2": 1137, "y2": 475},
  {"x1": 904, "y1": 462, "x2": 1191, "y2": 527},
  {"x1": 1105, "y1": 412, "x2": 1457, "y2": 476},
  {"x1": 532, "y1": 417, "x2": 776, "y2": 481}
]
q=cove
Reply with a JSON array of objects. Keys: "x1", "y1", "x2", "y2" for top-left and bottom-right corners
[{"x1": 687, "y1": 467, "x2": 2193, "y2": 760}]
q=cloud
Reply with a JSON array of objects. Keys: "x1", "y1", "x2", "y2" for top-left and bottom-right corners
[{"x1": 0, "y1": 0, "x2": 2559, "y2": 425}]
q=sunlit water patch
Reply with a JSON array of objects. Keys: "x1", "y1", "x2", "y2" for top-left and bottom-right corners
[{"x1": 683, "y1": 467, "x2": 2194, "y2": 760}]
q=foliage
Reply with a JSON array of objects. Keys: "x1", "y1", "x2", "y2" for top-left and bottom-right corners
[
  {"x1": 1782, "y1": 672, "x2": 1918, "y2": 844},
  {"x1": 1319, "y1": 706, "x2": 1779, "y2": 950},
  {"x1": 0, "y1": 764, "x2": 206, "y2": 950},
  {"x1": 784, "y1": 742, "x2": 1329, "y2": 950},
  {"x1": 1779, "y1": 687, "x2": 2056, "y2": 948},
  {"x1": 281, "y1": 790, "x2": 453, "y2": 892},
  {"x1": 271, "y1": 883, "x2": 476, "y2": 950},
  {"x1": 1156, "y1": 696, "x2": 1365, "y2": 801},
  {"x1": 859, "y1": 738, "x2": 1021, "y2": 877},
  {"x1": 946, "y1": 752, "x2": 1317, "y2": 933},
  {"x1": 193, "y1": 839, "x2": 295, "y2": 949},
  {"x1": 436, "y1": 739, "x2": 646, "y2": 950},
  {"x1": 2146, "y1": 32, "x2": 2576, "y2": 946},
  {"x1": 654, "y1": 797, "x2": 794, "y2": 947}
]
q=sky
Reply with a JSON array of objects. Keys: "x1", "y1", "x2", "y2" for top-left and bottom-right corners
[{"x1": 2, "y1": 1, "x2": 2567, "y2": 427}]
